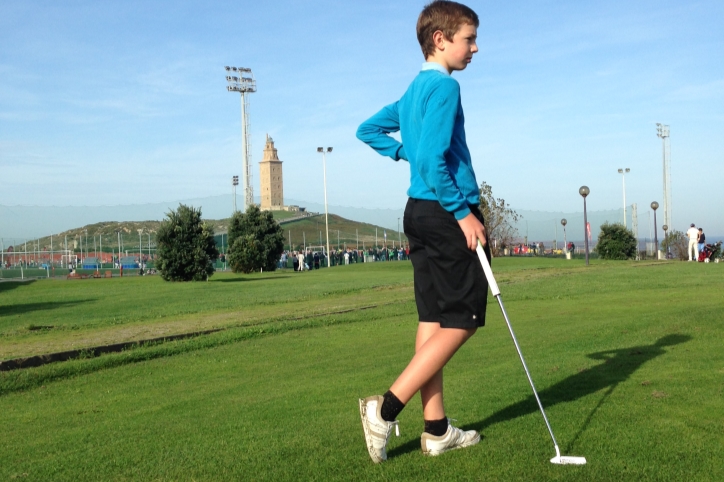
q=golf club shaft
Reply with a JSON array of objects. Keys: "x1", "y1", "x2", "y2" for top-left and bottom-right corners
[
  {"x1": 493, "y1": 294, "x2": 559, "y2": 450},
  {"x1": 476, "y1": 245, "x2": 560, "y2": 450}
]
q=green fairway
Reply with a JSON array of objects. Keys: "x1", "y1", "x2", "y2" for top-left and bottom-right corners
[{"x1": 1, "y1": 259, "x2": 723, "y2": 481}]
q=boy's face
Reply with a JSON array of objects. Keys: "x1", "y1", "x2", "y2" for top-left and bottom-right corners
[{"x1": 430, "y1": 23, "x2": 478, "y2": 73}]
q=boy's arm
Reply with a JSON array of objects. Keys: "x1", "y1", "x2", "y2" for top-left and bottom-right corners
[
  {"x1": 416, "y1": 80, "x2": 469, "y2": 220},
  {"x1": 356, "y1": 102, "x2": 407, "y2": 162}
]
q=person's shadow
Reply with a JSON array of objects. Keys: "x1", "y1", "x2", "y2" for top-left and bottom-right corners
[{"x1": 388, "y1": 334, "x2": 691, "y2": 458}]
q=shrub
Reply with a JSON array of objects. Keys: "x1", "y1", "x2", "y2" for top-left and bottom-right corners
[
  {"x1": 156, "y1": 204, "x2": 219, "y2": 281},
  {"x1": 595, "y1": 222, "x2": 637, "y2": 260},
  {"x1": 661, "y1": 230, "x2": 688, "y2": 260},
  {"x1": 227, "y1": 205, "x2": 284, "y2": 273}
]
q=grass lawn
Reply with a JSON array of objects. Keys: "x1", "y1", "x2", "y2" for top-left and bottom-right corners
[{"x1": 1, "y1": 259, "x2": 723, "y2": 481}]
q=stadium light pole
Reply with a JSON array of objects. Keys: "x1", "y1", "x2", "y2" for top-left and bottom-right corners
[
  {"x1": 398, "y1": 218, "x2": 401, "y2": 248},
  {"x1": 618, "y1": 168, "x2": 630, "y2": 228},
  {"x1": 561, "y1": 219, "x2": 567, "y2": 254},
  {"x1": 579, "y1": 186, "x2": 590, "y2": 266},
  {"x1": 651, "y1": 202, "x2": 659, "y2": 260},
  {"x1": 226, "y1": 66, "x2": 256, "y2": 211},
  {"x1": 232, "y1": 175, "x2": 239, "y2": 213},
  {"x1": 317, "y1": 147, "x2": 332, "y2": 267}
]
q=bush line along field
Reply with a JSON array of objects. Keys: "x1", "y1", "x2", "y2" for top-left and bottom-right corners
[{"x1": 1, "y1": 259, "x2": 723, "y2": 481}]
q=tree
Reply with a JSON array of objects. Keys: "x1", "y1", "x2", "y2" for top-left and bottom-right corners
[
  {"x1": 156, "y1": 204, "x2": 219, "y2": 281},
  {"x1": 661, "y1": 229, "x2": 688, "y2": 260},
  {"x1": 594, "y1": 222, "x2": 637, "y2": 260},
  {"x1": 227, "y1": 205, "x2": 284, "y2": 273},
  {"x1": 478, "y1": 182, "x2": 520, "y2": 256}
]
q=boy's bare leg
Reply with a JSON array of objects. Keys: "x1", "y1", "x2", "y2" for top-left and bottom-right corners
[
  {"x1": 415, "y1": 323, "x2": 445, "y2": 420},
  {"x1": 389, "y1": 323, "x2": 476, "y2": 408}
]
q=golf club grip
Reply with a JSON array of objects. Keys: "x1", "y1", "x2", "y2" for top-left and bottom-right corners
[{"x1": 476, "y1": 244, "x2": 500, "y2": 296}]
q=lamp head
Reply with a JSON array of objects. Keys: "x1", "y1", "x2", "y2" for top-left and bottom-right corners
[
  {"x1": 662, "y1": 224, "x2": 668, "y2": 231},
  {"x1": 327, "y1": 147, "x2": 333, "y2": 153},
  {"x1": 561, "y1": 218, "x2": 567, "y2": 226},
  {"x1": 579, "y1": 186, "x2": 590, "y2": 198},
  {"x1": 651, "y1": 201, "x2": 659, "y2": 211},
  {"x1": 618, "y1": 169, "x2": 623, "y2": 173},
  {"x1": 317, "y1": 147, "x2": 323, "y2": 153},
  {"x1": 625, "y1": 168, "x2": 630, "y2": 173}
]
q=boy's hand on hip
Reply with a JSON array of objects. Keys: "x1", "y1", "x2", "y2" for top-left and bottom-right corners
[{"x1": 458, "y1": 213, "x2": 487, "y2": 250}]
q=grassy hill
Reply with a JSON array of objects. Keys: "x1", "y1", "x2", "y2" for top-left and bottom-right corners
[{"x1": 5, "y1": 211, "x2": 406, "y2": 255}]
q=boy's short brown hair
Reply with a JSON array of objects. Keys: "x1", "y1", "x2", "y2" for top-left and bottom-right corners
[{"x1": 417, "y1": 1, "x2": 479, "y2": 58}]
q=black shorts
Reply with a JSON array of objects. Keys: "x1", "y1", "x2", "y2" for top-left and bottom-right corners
[{"x1": 403, "y1": 198, "x2": 490, "y2": 329}]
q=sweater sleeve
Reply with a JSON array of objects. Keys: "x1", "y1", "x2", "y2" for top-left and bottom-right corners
[
  {"x1": 356, "y1": 102, "x2": 407, "y2": 162},
  {"x1": 416, "y1": 80, "x2": 470, "y2": 220}
]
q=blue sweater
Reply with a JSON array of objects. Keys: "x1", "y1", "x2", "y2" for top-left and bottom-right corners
[{"x1": 356, "y1": 63, "x2": 479, "y2": 220}]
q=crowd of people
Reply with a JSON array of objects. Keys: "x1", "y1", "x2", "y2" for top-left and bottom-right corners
[{"x1": 279, "y1": 246, "x2": 410, "y2": 271}]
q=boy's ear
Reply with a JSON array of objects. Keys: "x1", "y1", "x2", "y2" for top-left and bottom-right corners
[{"x1": 432, "y1": 29, "x2": 447, "y2": 51}]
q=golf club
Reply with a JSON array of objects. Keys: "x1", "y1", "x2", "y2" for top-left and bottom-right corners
[{"x1": 476, "y1": 243, "x2": 587, "y2": 465}]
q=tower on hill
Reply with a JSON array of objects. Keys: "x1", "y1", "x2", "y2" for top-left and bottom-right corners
[{"x1": 259, "y1": 135, "x2": 284, "y2": 211}]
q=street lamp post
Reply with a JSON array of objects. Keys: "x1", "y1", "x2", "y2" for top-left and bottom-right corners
[
  {"x1": 317, "y1": 147, "x2": 333, "y2": 267},
  {"x1": 651, "y1": 202, "x2": 659, "y2": 260},
  {"x1": 561, "y1": 219, "x2": 567, "y2": 255},
  {"x1": 662, "y1": 224, "x2": 669, "y2": 258},
  {"x1": 579, "y1": 186, "x2": 590, "y2": 266},
  {"x1": 137, "y1": 229, "x2": 143, "y2": 272},
  {"x1": 618, "y1": 168, "x2": 630, "y2": 228}
]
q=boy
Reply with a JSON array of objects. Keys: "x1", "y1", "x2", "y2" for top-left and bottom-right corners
[{"x1": 356, "y1": 0, "x2": 490, "y2": 463}]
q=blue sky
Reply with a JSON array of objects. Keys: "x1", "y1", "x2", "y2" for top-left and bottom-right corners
[{"x1": 1, "y1": 0, "x2": 723, "y2": 234}]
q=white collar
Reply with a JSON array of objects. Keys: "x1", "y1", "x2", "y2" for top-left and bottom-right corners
[{"x1": 421, "y1": 62, "x2": 450, "y2": 76}]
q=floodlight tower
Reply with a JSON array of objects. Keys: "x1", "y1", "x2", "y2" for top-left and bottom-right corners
[
  {"x1": 226, "y1": 66, "x2": 257, "y2": 211},
  {"x1": 617, "y1": 168, "x2": 630, "y2": 228},
  {"x1": 656, "y1": 124, "x2": 672, "y2": 230},
  {"x1": 232, "y1": 175, "x2": 239, "y2": 213}
]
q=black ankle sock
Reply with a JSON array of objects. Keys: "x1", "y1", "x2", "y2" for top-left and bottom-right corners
[
  {"x1": 380, "y1": 390, "x2": 405, "y2": 422},
  {"x1": 424, "y1": 418, "x2": 448, "y2": 437}
]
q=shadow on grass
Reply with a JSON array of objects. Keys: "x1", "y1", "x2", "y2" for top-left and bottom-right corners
[
  {"x1": 388, "y1": 334, "x2": 691, "y2": 458},
  {"x1": 0, "y1": 299, "x2": 97, "y2": 318},
  {"x1": 212, "y1": 276, "x2": 291, "y2": 283},
  {"x1": 0, "y1": 280, "x2": 35, "y2": 292}
]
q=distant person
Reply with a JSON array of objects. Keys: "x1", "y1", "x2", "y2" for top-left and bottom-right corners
[
  {"x1": 297, "y1": 251, "x2": 305, "y2": 271},
  {"x1": 686, "y1": 224, "x2": 699, "y2": 261},
  {"x1": 697, "y1": 228, "x2": 706, "y2": 258},
  {"x1": 313, "y1": 252, "x2": 320, "y2": 269},
  {"x1": 292, "y1": 252, "x2": 299, "y2": 272}
]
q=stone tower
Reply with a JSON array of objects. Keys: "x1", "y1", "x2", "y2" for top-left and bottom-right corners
[{"x1": 259, "y1": 135, "x2": 284, "y2": 210}]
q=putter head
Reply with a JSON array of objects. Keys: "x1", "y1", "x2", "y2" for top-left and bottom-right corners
[{"x1": 550, "y1": 455, "x2": 587, "y2": 465}]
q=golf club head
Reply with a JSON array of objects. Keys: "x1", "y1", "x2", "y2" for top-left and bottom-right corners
[{"x1": 550, "y1": 455, "x2": 587, "y2": 465}]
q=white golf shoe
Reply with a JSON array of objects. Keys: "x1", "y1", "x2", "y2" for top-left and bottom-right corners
[
  {"x1": 359, "y1": 395, "x2": 400, "y2": 463},
  {"x1": 421, "y1": 421, "x2": 480, "y2": 456}
]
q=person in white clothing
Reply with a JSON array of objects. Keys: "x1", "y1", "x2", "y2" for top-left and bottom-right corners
[
  {"x1": 297, "y1": 252, "x2": 305, "y2": 271},
  {"x1": 686, "y1": 223, "x2": 699, "y2": 261}
]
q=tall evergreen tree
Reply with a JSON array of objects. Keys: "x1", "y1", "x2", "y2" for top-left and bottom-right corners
[
  {"x1": 156, "y1": 204, "x2": 219, "y2": 281},
  {"x1": 227, "y1": 205, "x2": 284, "y2": 273}
]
